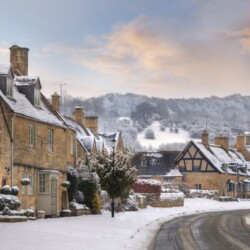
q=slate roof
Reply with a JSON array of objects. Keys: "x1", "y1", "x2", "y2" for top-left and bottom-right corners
[{"x1": 132, "y1": 151, "x2": 181, "y2": 176}]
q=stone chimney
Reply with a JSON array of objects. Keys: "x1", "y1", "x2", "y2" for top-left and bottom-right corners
[
  {"x1": 9, "y1": 45, "x2": 29, "y2": 76},
  {"x1": 201, "y1": 130, "x2": 209, "y2": 147},
  {"x1": 74, "y1": 106, "x2": 84, "y2": 125},
  {"x1": 236, "y1": 134, "x2": 245, "y2": 151},
  {"x1": 85, "y1": 116, "x2": 99, "y2": 134},
  {"x1": 245, "y1": 135, "x2": 250, "y2": 146},
  {"x1": 214, "y1": 135, "x2": 229, "y2": 152},
  {"x1": 51, "y1": 92, "x2": 60, "y2": 112}
]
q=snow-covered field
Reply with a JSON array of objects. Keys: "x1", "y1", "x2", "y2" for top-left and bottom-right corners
[
  {"x1": 1, "y1": 199, "x2": 250, "y2": 250},
  {"x1": 137, "y1": 121, "x2": 191, "y2": 149}
]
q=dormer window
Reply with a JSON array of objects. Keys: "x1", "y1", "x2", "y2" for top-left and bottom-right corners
[
  {"x1": 6, "y1": 78, "x2": 13, "y2": 97},
  {"x1": 34, "y1": 88, "x2": 41, "y2": 107}
]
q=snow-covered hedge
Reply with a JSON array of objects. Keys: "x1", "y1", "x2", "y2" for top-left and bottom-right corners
[
  {"x1": 0, "y1": 194, "x2": 21, "y2": 211},
  {"x1": 133, "y1": 179, "x2": 161, "y2": 195},
  {"x1": 120, "y1": 195, "x2": 138, "y2": 212}
]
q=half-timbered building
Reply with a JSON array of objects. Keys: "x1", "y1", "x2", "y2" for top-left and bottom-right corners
[{"x1": 174, "y1": 130, "x2": 250, "y2": 198}]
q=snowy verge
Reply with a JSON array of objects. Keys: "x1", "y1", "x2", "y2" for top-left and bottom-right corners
[{"x1": 0, "y1": 198, "x2": 250, "y2": 250}]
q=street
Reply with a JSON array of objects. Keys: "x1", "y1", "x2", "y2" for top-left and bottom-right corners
[{"x1": 153, "y1": 210, "x2": 250, "y2": 250}]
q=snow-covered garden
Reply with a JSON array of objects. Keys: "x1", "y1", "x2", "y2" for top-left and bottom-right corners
[{"x1": 1, "y1": 198, "x2": 250, "y2": 250}]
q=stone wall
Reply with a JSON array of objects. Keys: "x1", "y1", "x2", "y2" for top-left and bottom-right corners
[
  {"x1": 13, "y1": 116, "x2": 67, "y2": 172},
  {"x1": 150, "y1": 198, "x2": 184, "y2": 208}
]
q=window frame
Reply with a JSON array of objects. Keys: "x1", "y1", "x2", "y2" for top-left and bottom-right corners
[
  {"x1": 28, "y1": 174, "x2": 34, "y2": 195},
  {"x1": 22, "y1": 172, "x2": 27, "y2": 195},
  {"x1": 34, "y1": 88, "x2": 41, "y2": 107},
  {"x1": 38, "y1": 173, "x2": 50, "y2": 194},
  {"x1": 227, "y1": 181, "x2": 234, "y2": 192},
  {"x1": 29, "y1": 125, "x2": 35, "y2": 148},
  {"x1": 194, "y1": 184, "x2": 202, "y2": 190},
  {"x1": 6, "y1": 78, "x2": 13, "y2": 97},
  {"x1": 48, "y1": 129, "x2": 54, "y2": 152}
]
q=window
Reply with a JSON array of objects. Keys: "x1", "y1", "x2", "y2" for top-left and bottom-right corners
[
  {"x1": 1, "y1": 177, "x2": 7, "y2": 186},
  {"x1": 28, "y1": 174, "x2": 34, "y2": 195},
  {"x1": 6, "y1": 78, "x2": 13, "y2": 97},
  {"x1": 29, "y1": 125, "x2": 35, "y2": 147},
  {"x1": 141, "y1": 159, "x2": 147, "y2": 166},
  {"x1": 48, "y1": 129, "x2": 53, "y2": 152},
  {"x1": 179, "y1": 166, "x2": 185, "y2": 172},
  {"x1": 71, "y1": 133, "x2": 74, "y2": 155},
  {"x1": 34, "y1": 88, "x2": 41, "y2": 107},
  {"x1": 22, "y1": 172, "x2": 27, "y2": 195},
  {"x1": 39, "y1": 173, "x2": 49, "y2": 193},
  {"x1": 244, "y1": 182, "x2": 250, "y2": 192},
  {"x1": 194, "y1": 184, "x2": 202, "y2": 190},
  {"x1": 237, "y1": 182, "x2": 243, "y2": 193},
  {"x1": 227, "y1": 180, "x2": 234, "y2": 192},
  {"x1": 193, "y1": 166, "x2": 200, "y2": 172}
]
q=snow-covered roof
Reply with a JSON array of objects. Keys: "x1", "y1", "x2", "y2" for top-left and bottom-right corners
[
  {"x1": 63, "y1": 115, "x2": 107, "y2": 154},
  {"x1": 0, "y1": 87, "x2": 65, "y2": 127},
  {"x1": 146, "y1": 152, "x2": 163, "y2": 158},
  {"x1": 165, "y1": 168, "x2": 183, "y2": 177},
  {"x1": 0, "y1": 64, "x2": 10, "y2": 75},
  {"x1": 98, "y1": 131, "x2": 120, "y2": 152},
  {"x1": 15, "y1": 76, "x2": 41, "y2": 88},
  {"x1": 192, "y1": 141, "x2": 249, "y2": 176}
]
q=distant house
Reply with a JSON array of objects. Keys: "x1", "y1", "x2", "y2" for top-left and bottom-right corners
[
  {"x1": 132, "y1": 151, "x2": 181, "y2": 183},
  {"x1": 174, "y1": 130, "x2": 250, "y2": 198}
]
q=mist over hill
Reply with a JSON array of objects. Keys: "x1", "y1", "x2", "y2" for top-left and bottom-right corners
[{"x1": 63, "y1": 93, "x2": 250, "y2": 150}]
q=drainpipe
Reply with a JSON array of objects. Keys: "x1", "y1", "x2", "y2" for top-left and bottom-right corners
[{"x1": 11, "y1": 113, "x2": 15, "y2": 186}]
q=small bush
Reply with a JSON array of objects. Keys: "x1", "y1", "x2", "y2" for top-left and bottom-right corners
[
  {"x1": 0, "y1": 194, "x2": 21, "y2": 211},
  {"x1": 91, "y1": 192, "x2": 101, "y2": 214},
  {"x1": 11, "y1": 186, "x2": 20, "y2": 196},
  {"x1": 1, "y1": 185, "x2": 11, "y2": 195},
  {"x1": 2, "y1": 206, "x2": 11, "y2": 216},
  {"x1": 145, "y1": 129, "x2": 155, "y2": 139},
  {"x1": 75, "y1": 191, "x2": 84, "y2": 204}
]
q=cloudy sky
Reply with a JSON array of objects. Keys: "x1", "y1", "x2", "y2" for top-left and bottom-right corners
[{"x1": 1, "y1": 0, "x2": 250, "y2": 99}]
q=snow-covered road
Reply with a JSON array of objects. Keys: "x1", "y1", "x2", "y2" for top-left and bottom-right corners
[{"x1": 0, "y1": 199, "x2": 250, "y2": 250}]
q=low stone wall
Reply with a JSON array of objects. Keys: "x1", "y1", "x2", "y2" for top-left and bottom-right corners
[
  {"x1": 0, "y1": 216, "x2": 27, "y2": 223},
  {"x1": 188, "y1": 189, "x2": 219, "y2": 200},
  {"x1": 150, "y1": 198, "x2": 184, "y2": 208}
]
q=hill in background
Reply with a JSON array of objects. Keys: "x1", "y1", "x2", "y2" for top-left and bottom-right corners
[{"x1": 62, "y1": 93, "x2": 250, "y2": 150}]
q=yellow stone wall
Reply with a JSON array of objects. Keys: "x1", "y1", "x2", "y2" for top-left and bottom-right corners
[
  {"x1": 0, "y1": 106, "x2": 12, "y2": 186},
  {"x1": 84, "y1": 116, "x2": 98, "y2": 134},
  {"x1": 13, "y1": 116, "x2": 67, "y2": 171},
  {"x1": 66, "y1": 128, "x2": 76, "y2": 167}
]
